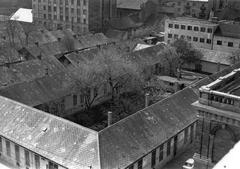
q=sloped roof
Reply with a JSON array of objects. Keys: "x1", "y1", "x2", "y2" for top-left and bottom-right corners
[
  {"x1": 77, "y1": 34, "x2": 104, "y2": 48},
  {"x1": 199, "y1": 48, "x2": 231, "y2": 65},
  {"x1": 0, "y1": 72, "x2": 70, "y2": 107},
  {"x1": 214, "y1": 23, "x2": 240, "y2": 38},
  {"x1": 105, "y1": 29, "x2": 127, "y2": 39},
  {"x1": 10, "y1": 8, "x2": 32, "y2": 23},
  {"x1": 106, "y1": 17, "x2": 141, "y2": 30},
  {"x1": 99, "y1": 87, "x2": 198, "y2": 169},
  {"x1": 0, "y1": 66, "x2": 21, "y2": 87},
  {"x1": 117, "y1": 0, "x2": 148, "y2": 10},
  {"x1": 144, "y1": 13, "x2": 169, "y2": 26},
  {"x1": 0, "y1": 96, "x2": 100, "y2": 169},
  {"x1": 38, "y1": 41, "x2": 68, "y2": 58},
  {"x1": 214, "y1": 8, "x2": 240, "y2": 21}
]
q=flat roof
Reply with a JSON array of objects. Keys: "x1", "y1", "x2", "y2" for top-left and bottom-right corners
[{"x1": 167, "y1": 17, "x2": 218, "y2": 26}]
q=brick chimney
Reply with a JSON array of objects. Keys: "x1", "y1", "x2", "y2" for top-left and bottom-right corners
[
  {"x1": 145, "y1": 93, "x2": 150, "y2": 108},
  {"x1": 108, "y1": 111, "x2": 112, "y2": 127}
]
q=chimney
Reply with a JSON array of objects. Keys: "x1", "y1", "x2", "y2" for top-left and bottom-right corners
[
  {"x1": 145, "y1": 93, "x2": 150, "y2": 108},
  {"x1": 35, "y1": 42, "x2": 39, "y2": 46},
  {"x1": 37, "y1": 52, "x2": 42, "y2": 60},
  {"x1": 108, "y1": 111, "x2": 112, "y2": 127},
  {"x1": 44, "y1": 67, "x2": 49, "y2": 75},
  {"x1": 57, "y1": 37, "x2": 61, "y2": 42},
  {"x1": 217, "y1": 62, "x2": 220, "y2": 72},
  {"x1": 174, "y1": 82, "x2": 179, "y2": 93}
]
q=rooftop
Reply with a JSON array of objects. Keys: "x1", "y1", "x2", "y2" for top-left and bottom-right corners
[
  {"x1": 167, "y1": 17, "x2": 218, "y2": 26},
  {"x1": 10, "y1": 8, "x2": 32, "y2": 23}
]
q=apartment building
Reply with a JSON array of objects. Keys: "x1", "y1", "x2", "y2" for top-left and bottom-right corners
[
  {"x1": 192, "y1": 68, "x2": 240, "y2": 164},
  {"x1": 32, "y1": 0, "x2": 117, "y2": 35},
  {"x1": 165, "y1": 17, "x2": 218, "y2": 49},
  {"x1": 213, "y1": 21, "x2": 240, "y2": 53}
]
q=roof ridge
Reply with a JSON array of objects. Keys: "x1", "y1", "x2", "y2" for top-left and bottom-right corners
[{"x1": 0, "y1": 95, "x2": 98, "y2": 133}]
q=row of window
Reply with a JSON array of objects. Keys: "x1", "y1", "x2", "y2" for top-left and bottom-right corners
[
  {"x1": 167, "y1": 33, "x2": 212, "y2": 44},
  {"x1": 129, "y1": 124, "x2": 194, "y2": 169},
  {"x1": 0, "y1": 137, "x2": 59, "y2": 169},
  {"x1": 43, "y1": 13, "x2": 87, "y2": 24},
  {"x1": 35, "y1": 0, "x2": 87, "y2": 6},
  {"x1": 168, "y1": 23, "x2": 213, "y2": 33},
  {"x1": 38, "y1": 6, "x2": 87, "y2": 15},
  {"x1": 216, "y1": 40, "x2": 234, "y2": 47}
]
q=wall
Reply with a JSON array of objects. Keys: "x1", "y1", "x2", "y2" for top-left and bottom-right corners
[
  {"x1": 213, "y1": 35, "x2": 240, "y2": 53},
  {"x1": 89, "y1": 0, "x2": 102, "y2": 30},
  {"x1": 183, "y1": 61, "x2": 229, "y2": 74},
  {"x1": 164, "y1": 19, "x2": 217, "y2": 50},
  {"x1": 127, "y1": 122, "x2": 197, "y2": 169},
  {"x1": 0, "y1": 136, "x2": 66, "y2": 169}
]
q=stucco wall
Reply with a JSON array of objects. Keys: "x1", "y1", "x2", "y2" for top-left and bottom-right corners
[{"x1": 213, "y1": 35, "x2": 240, "y2": 53}]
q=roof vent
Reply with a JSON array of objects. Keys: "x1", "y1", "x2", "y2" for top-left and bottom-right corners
[{"x1": 42, "y1": 127, "x2": 48, "y2": 133}]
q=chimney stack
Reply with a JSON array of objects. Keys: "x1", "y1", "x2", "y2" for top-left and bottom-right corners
[
  {"x1": 145, "y1": 93, "x2": 150, "y2": 108},
  {"x1": 35, "y1": 42, "x2": 39, "y2": 46},
  {"x1": 37, "y1": 52, "x2": 42, "y2": 60},
  {"x1": 108, "y1": 111, "x2": 112, "y2": 127},
  {"x1": 44, "y1": 67, "x2": 49, "y2": 75}
]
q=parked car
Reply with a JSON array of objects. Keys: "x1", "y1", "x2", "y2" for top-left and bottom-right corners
[{"x1": 182, "y1": 158, "x2": 194, "y2": 169}]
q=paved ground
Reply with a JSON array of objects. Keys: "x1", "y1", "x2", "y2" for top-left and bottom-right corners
[{"x1": 162, "y1": 143, "x2": 214, "y2": 169}]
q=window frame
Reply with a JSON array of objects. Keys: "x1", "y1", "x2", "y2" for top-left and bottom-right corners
[
  {"x1": 194, "y1": 26, "x2": 199, "y2": 31},
  {"x1": 200, "y1": 38, "x2": 204, "y2": 43},
  {"x1": 187, "y1": 26, "x2": 192, "y2": 30},
  {"x1": 193, "y1": 37, "x2": 198, "y2": 42},
  {"x1": 200, "y1": 27, "x2": 206, "y2": 32},
  {"x1": 168, "y1": 23, "x2": 173, "y2": 28},
  {"x1": 217, "y1": 40, "x2": 222, "y2": 45},
  {"x1": 228, "y1": 42, "x2": 233, "y2": 47},
  {"x1": 174, "y1": 24, "x2": 179, "y2": 29},
  {"x1": 181, "y1": 25, "x2": 186, "y2": 30}
]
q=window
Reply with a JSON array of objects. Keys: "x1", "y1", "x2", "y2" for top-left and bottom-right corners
[
  {"x1": 181, "y1": 25, "x2": 186, "y2": 30},
  {"x1": 43, "y1": 5, "x2": 46, "y2": 10},
  {"x1": 168, "y1": 23, "x2": 173, "y2": 28},
  {"x1": 159, "y1": 145, "x2": 163, "y2": 161},
  {"x1": 178, "y1": 8, "x2": 181, "y2": 12},
  {"x1": 35, "y1": 155, "x2": 40, "y2": 169},
  {"x1": 180, "y1": 35, "x2": 185, "y2": 39},
  {"x1": 138, "y1": 159, "x2": 143, "y2": 169},
  {"x1": 60, "y1": 15, "x2": 63, "y2": 21},
  {"x1": 44, "y1": 14, "x2": 46, "y2": 19},
  {"x1": 83, "y1": 9, "x2": 87, "y2": 15},
  {"x1": 178, "y1": 2, "x2": 181, "y2": 5},
  {"x1": 174, "y1": 24, "x2": 179, "y2": 29},
  {"x1": 71, "y1": 0, "x2": 74, "y2": 4},
  {"x1": 0, "y1": 137, "x2": 2, "y2": 152},
  {"x1": 6, "y1": 140, "x2": 10, "y2": 157},
  {"x1": 193, "y1": 37, "x2": 198, "y2": 42},
  {"x1": 77, "y1": 0, "x2": 80, "y2": 5},
  {"x1": 49, "y1": 161, "x2": 58, "y2": 169},
  {"x1": 193, "y1": 2, "x2": 196, "y2": 6},
  {"x1": 151, "y1": 150, "x2": 156, "y2": 167},
  {"x1": 228, "y1": 42, "x2": 233, "y2": 47},
  {"x1": 54, "y1": 6, "x2": 56, "y2": 11},
  {"x1": 66, "y1": 16, "x2": 69, "y2": 21},
  {"x1": 200, "y1": 27, "x2": 206, "y2": 32},
  {"x1": 184, "y1": 128, "x2": 188, "y2": 144},
  {"x1": 83, "y1": 0, "x2": 86, "y2": 5},
  {"x1": 15, "y1": 145, "x2": 20, "y2": 163},
  {"x1": 167, "y1": 140, "x2": 171, "y2": 156},
  {"x1": 73, "y1": 94, "x2": 77, "y2": 106},
  {"x1": 217, "y1": 40, "x2": 222, "y2": 45},
  {"x1": 206, "y1": 39, "x2": 211, "y2": 44},
  {"x1": 168, "y1": 33, "x2": 172, "y2": 38},
  {"x1": 84, "y1": 19, "x2": 86, "y2": 24},
  {"x1": 187, "y1": 26, "x2": 192, "y2": 30},
  {"x1": 174, "y1": 34, "x2": 178, "y2": 39},
  {"x1": 195, "y1": 64, "x2": 202, "y2": 71},
  {"x1": 194, "y1": 26, "x2": 199, "y2": 31},
  {"x1": 200, "y1": 38, "x2": 204, "y2": 43},
  {"x1": 25, "y1": 150, "x2": 30, "y2": 167},
  {"x1": 207, "y1": 28, "x2": 212, "y2": 33},
  {"x1": 48, "y1": 6, "x2": 51, "y2": 11},
  {"x1": 187, "y1": 36, "x2": 191, "y2": 41},
  {"x1": 71, "y1": 8, "x2": 74, "y2": 13}
]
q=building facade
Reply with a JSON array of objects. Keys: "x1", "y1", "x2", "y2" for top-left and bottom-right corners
[
  {"x1": 32, "y1": 0, "x2": 117, "y2": 34},
  {"x1": 164, "y1": 17, "x2": 218, "y2": 49},
  {"x1": 192, "y1": 68, "x2": 240, "y2": 164}
]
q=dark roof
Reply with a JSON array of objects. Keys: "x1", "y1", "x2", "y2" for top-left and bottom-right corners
[
  {"x1": 99, "y1": 87, "x2": 198, "y2": 169},
  {"x1": 38, "y1": 41, "x2": 68, "y2": 58},
  {"x1": 144, "y1": 13, "x2": 169, "y2": 26},
  {"x1": 117, "y1": 0, "x2": 148, "y2": 10},
  {"x1": 214, "y1": 8, "x2": 240, "y2": 21},
  {"x1": 0, "y1": 66, "x2": 21, "y2": 87},
  {"x1": 0, "y1": 72, "x2": 71, "y2": 107},
  {"x1": 105, "y1": 29, "x2": 127, "y2": 39},
  {"x1": 0, "y1": 96, "x2": 100, "y2": 169},
  {"x1": 214, "y1": 22, "x2": 240, "y2": 38},
  {"x1": 106, "y1": 17, "x2": 141, "y2": 30},
  {"x1": 77, "y1": 34, "x2": 104, "y2": 48}
]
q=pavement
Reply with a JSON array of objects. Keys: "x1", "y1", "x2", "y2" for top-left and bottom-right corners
[{"x1": 162, "y1": 142, "x2": 214, "y2": 169}]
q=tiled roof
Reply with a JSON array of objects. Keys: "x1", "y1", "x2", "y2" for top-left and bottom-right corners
[
  {"x1": 99, "y1": 87, "x2": 198, "y2": 169},
  {"x1": 106, "y1": 17, "x2": 140, "y2": 30},
  {"x1": 0, "y1": 72, "x2": 70, "y2": 107},
  {"x1": 0, "y1": 96, "x2": 100, "y2": 169},
  {"x1": 38, "y1": 41, "x2": 68, "y2": 58},
  {"x1": 199, "y1": 48, "x2": 231, "y2": 65},
  {"x1": 0, "y1": 67, "x2": 21, "y2": 87},
  {"x1": 214, "y1": 23, "x2": 240, "y2": 38},
  {"x1": 117, "y1": 0, "x2": 148, "y2": 10},
  {"x1": 77, "y1": 34, "x2": 104, "y2": 48}
]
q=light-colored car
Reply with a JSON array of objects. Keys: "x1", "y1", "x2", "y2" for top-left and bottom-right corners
[{"x1": 182, "y1": 158, "x2": 194, "y2": 169}]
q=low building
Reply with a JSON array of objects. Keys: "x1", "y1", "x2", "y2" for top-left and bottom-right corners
[
  {"x1": 164, "y1": 17, "x2": 218, "y2": 50},
  {"x1": 192, "y1": 67, "x2": 240, "y2": 165},
  {"x1": 213, "y1": 21, "x2": 240, "y2": 53}
]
